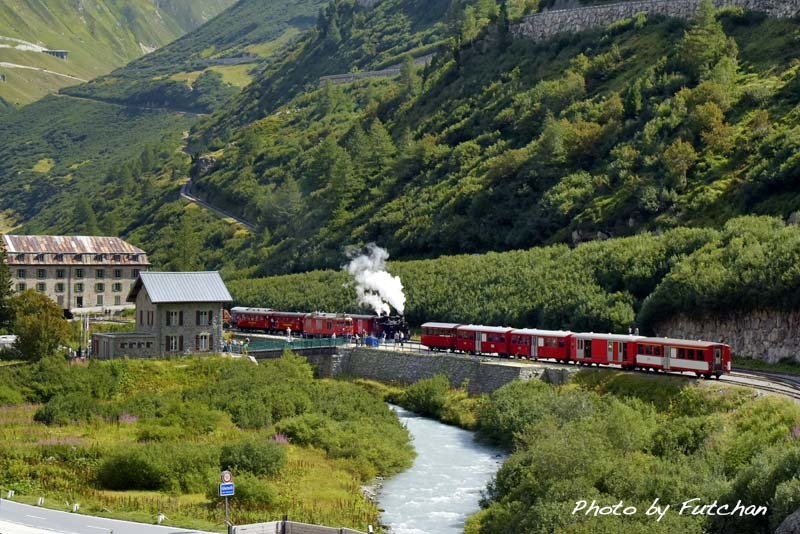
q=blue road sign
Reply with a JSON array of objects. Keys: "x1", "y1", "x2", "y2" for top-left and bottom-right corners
[{"x1": 219, "y1": 482, "x2": 235, "y2": 497}]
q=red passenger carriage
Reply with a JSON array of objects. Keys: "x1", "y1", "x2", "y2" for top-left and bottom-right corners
[
  {"x1": 570, "y1": 333, "x2": 643, "y2": 368},
  {"x1": 420, "y1": 322, "x2": 461, "y2": 351},
  {"x1": 304, "y1": 312, "x2": 353, "y2": 338},
  {"x1": 635, "y1": 338, "x2": 731, "y2": 378},
  {"x1": 455, "y1": 325, "x2": 513, "y2": 356},
  {"x1": 509, "y1": 328, "x2": 572, "y2": 361},
  {"x1": 230, "y1": 307, "x2": 272, "y2": 332}
]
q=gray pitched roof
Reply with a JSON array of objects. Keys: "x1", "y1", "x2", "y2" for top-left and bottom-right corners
[{"x1": 128, "y1": 271, "x2": 232, "y2": 303}]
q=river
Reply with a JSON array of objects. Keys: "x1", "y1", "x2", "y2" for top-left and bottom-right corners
[{"x1": 379, "y1": 405, "x2": 506, "y2": 534}]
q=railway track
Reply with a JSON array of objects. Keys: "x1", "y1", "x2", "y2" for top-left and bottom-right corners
[{"x1": 227, "y1": 332, "x2": 800, "y2": 400}]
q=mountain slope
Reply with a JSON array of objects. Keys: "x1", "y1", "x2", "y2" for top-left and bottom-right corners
[
  {"x1": 0, "y1": 0, "x2": 235, "y2": 105},
  {"x1": 60, "y1": 0, "x2": 330, "y2": 112},
  {"x1": 182, "y1": 2, "x2": 800, "y2": 274}
]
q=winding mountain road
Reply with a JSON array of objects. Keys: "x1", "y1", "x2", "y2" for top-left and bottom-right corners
[{"x1": 180, "y1": 175, "x2": 256, "y2": 232}]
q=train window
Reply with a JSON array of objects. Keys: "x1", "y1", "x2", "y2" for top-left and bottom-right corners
[
  {"x1": 655, "y1": 346, "x2": 662, "y2": 356},
  {"x1": 687, "y1": 349, "x2": 695, "y2": 360},
  {"x1": 558, "y1": 339, "x2": 565, "y2": 348},
  {"x1": 696, "y1": 349, "x2": 704, "y2": 360},
  {"x1": 644, "y1": 345, "x2": 652, "y2": 356},
  {"x1": 678, "y1": 348, "x2": 685, "y2": 359}
]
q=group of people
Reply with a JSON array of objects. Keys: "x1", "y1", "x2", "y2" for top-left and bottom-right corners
[
  {"x1": 223, "y1": 338, "x2": 250, "y2": 355},
  {"x1": 352, "y1": 330, "x2": 405, "y2": 348}
]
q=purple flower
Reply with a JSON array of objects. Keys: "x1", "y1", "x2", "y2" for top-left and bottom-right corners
[
  {"x1": 270, "y1": 433, "x2": 290, "y2": 444},
  {"x1": 118, "y1": 413, "x2": 139, "y2": 424}
]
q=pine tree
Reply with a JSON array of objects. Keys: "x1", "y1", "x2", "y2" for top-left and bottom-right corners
[
  {"x1": 676, "y1": 0, "x2": 729, "y2": 81},
  {"x1": 171, "y1": 212, "x2": 202, "y2": 271},
  {"x1": 74, "y1": 197, "x2": 100, "y2": 236},
  {"x1": 0, "y1": 238, "x2": 13, "y2": 333}
]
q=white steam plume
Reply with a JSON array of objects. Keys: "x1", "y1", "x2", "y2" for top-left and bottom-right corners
[{"x1": 345, "y1": 244, "x2": 406, "y2": 315}]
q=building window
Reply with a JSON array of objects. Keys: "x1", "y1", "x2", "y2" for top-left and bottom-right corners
[
  {"x1": 114, "y1": 296, "x2": 121, "y2": 306},
  {"x1": 96, "y1": 269, "x2": 105, "y2": 279},
  {"x1": 76, "y1": 269, "x2": 84, "y2": 279},
  {"x1": 55, "y1": 283, "x2": 64, "y2": 293},
  {"x1": 129, "y1": 254, "x2": 138, "y2": 261},
  {"x1": 114, "y1": 269, "x2": 122, "y2": 279},
  {"x1": 132, "y1": 269, "x2": 140, "y2": 279},
  {"x1": 57, "y1": 296, "x2": 64, "y2": 307},
  {"x1": 35, "y1": 254, "x2": 44, "y2": 262},
  {"x1": 112, "y1": 283, "x2": 122, "y2": 292},
  {"x1": 197, "y1": 310, "x2": 209, "y2": 326},
  {"x1": 147, "y1": 311, "x2": 153, "y2": 326},
  {"x1": 16, "y1": 269, "x2": 25, "y2": 278},
  {"x1": 113, "y1": 254, "x2": 122, "y2": 262},
  {"x1": 166, "y1": 311, "x2": 182, "y2": 326},
  {"x1": 94, "y1": 254, "x2": 104, "y2": 262},
  {"x1": 167, "y1": 336, "x2": 181, "y2": 352},
  {"x1": 37, "y1": 269, "x2": 46, "y2": 279},
  {"x1": 56, "y1": 269, "x2": 65, "y2": 279},
  {"x1": 74, "y1": 254, "x2": 82, "y2": 262},
  {"x1": 96, "y1": 295, "x2": 104, "y2": 306},
  {"x1": 15, "y1": 254, "x2": 24, "y2": 262},
  {"x1": 74, "y1": 283, "x2": 84, "y2": 293},
  {"x1": 36, "y1": 283, "x2": 46, "y2": 292},
  {"x1": 17, "y1": 282, "x2": 26, "y2": 292},
  {"x1": 54, "y1": 254, "x2": 64, "y2": 262},
  {"x1": 197, "y1": 334, "x2": 209, "y2": 351},
  {"x1": 95, "y1": 283, "x2": 105, "y2": 292}
]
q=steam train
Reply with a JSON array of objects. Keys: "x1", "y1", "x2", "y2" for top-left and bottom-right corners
[
  {"x1": 420, "y1": 323, "x2": 731, "y2": 379},
  {"x1": 229, "y1": 307, "x2": 410, "y2": 339}
]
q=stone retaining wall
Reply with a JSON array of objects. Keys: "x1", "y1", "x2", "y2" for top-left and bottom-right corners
[
  {"x1": 307, "y1": 348, "x2": 575, "y2": 395},
  {"x1": 655, "y1": 309, "x2": 800, "y2": 363},
  {"x1": 512, "y1": 0, "x2": 800, "y2": 41}
]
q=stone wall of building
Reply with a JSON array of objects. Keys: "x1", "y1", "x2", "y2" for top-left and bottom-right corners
[
  {"x1": 512, "y1": 0, "x2": 800, "y2": 41},
  {"x1": 307, "y1": 348, "x2": 576, "y2": 395},
  {"x1": 654, "y1": 309, "x2": 800, "y2": 363}
]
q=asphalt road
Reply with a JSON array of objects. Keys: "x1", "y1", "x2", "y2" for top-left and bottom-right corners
[{"x1": 0, "y1": 499, "x2": 215, "y2": 534}]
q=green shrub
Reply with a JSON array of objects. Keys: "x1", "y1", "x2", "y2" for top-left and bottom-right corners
[
  {"x1": 400, "y1": 375, "x2": 451, "y2": 418},
  {"x1": 33, "y1": 391, "x2": 98, "y2": 426},
  {"x1": 220, "y1": 439, "x2": 288, "y2": 477},
  {"x1": 206, "y1": 472, "x2": 278, "y2": 509},
  {"x1": 0, "y1": 384, "x2": 23, "y2": 405},
  {"x1": 96, "y1": 448, "x2": 168, "y2": 491}
]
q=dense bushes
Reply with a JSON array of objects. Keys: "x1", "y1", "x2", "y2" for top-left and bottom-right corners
[
  {"x1": 231, "y1": 215, "x2": 799, "y2": 335},
  {"x1": 465, "y1": 371, "x2": 800, "y2": 533},
  {"x1": 97, "y1": 442, "x2": 218, "y2": 493},
  {"x1": 0, "y1": 355, "x2": 413, "y2": 530},
  {"x1": 220, "y1": 440, "x2": 287, "y2": 477}
]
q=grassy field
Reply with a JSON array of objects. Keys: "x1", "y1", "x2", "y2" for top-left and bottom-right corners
[{"x1": 0, "y1": 355, "x2": 413, "y2": 532}]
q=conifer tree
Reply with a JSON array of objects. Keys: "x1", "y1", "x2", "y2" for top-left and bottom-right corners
[{"x1": 0, "y1": 238, "x2": 13, "y2": 333}]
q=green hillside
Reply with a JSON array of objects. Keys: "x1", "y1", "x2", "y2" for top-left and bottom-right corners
[
  {"x1": 2, "y1": 0, "x2": 800, "y2": 299},
  {"x1": 181, "y1": 1, "x2": 800, "y2": 274},
  {"x1": 0, "y1": 0, "x2": 338, "y2": 275},
  {"x1": 0, "y1": 0, "x2": 235, "y2": 105},
  {"x1": 61, "y1": 0, "x2": 330, "y2": 111}
]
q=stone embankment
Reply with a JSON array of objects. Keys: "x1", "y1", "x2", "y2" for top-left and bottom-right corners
[
  {"x1": 655, "y1": 309, "x2": 800, "y2": 363},
  {"x1": 306, "y1": 348, "x2": 574, "y2": 395},
  {"x1": 512, "y1": 0, "x2": 800, "y2": 41}
]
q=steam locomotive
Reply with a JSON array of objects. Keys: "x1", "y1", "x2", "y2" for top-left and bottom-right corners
[{"x1": 229, "y1": 307, "x2": 410, "y2": 339}]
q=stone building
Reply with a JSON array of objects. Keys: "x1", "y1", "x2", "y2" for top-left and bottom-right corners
[
  {"x1": 92, "y1": 271, "x2": 232, "y2": 359},
  {"x1": 2, "y1": 235, "x2": 150, "y2": 313}
]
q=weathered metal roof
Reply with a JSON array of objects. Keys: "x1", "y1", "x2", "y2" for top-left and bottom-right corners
[
  {"x1": 3, "y1": 235, "x2": 145, "y2": 254},
  {"x1": 128, "y1": 272, "x2": 232, "y2": 303}
]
